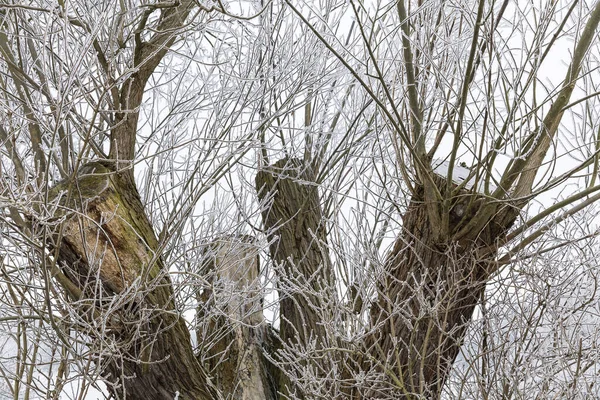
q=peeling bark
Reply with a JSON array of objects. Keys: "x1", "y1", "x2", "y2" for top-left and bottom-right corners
[
  {"x1": 46, "y1": 162, "x2": 217, "y2": 400},
  {"x1": 196, "y1": 236, "x2": 277, "y2": 399}
]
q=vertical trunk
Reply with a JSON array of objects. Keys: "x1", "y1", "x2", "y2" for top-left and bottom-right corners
[
  {"x1": 256, "y1": 158, "x2": 335, "y2": 347},
  {"x1": 46, "y1": 162, "x2": 218, "y2": 400},
  {"x1": 255, "y1": 157, "x2": 339, "y2": 397},
  {"x1": 196, "y1": 236, "x2": 277, "y2": 399}
]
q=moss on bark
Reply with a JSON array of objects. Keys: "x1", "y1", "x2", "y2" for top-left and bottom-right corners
[{"x1": 46, "y1": 162, "x2": 218, "y2": 400}]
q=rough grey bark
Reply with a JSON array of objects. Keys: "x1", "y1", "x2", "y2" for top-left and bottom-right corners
[
  {"x1": 45, "y1": 162, "x2": 218, "y2": 400},
  {"x1": 255, "y1": 158, "x2": 335, "y2": 348},
  {"x1": 255, "y1": 157, "x2": 340, "y2": 397}
]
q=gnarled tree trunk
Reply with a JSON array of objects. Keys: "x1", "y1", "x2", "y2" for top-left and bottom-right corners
[
  {"x1": 46, "y1": 162, "x2": 218, "y2": 400},
  {"x1": 363, "y1": 176, "x2": 511, "y2": 399}
]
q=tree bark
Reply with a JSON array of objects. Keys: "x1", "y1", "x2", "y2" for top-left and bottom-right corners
[
  {"x1": 363, "y1": 176, "x2": 509, "y2": 399},
  {"x1": 256, "y1": 158, "x2": 335, "y2": 347},
  {"x1": 46, "y1": 161, "x2": 218, "y2": 400},
  {"x1": 196, "y1": 236, "x2": 278, "y2": 399},
  {"x1": 109, "y1": 0, "x2": 197, "y2": 172},
  {"x1": 256, "y1": 157, "x2": 339, "y2": 397}
]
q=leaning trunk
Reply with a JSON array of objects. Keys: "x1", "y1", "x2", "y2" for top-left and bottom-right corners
[
  {"x1": 45, "y1": 162, "x2": 217, "y2": 400},
  {"x1": 363, "y1": 177, "x2": 510, "y2": 399}
]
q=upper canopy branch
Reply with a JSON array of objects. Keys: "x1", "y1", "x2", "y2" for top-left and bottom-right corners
[{"x1": 110, "y1": 0, "x2": 199, "y2": 168}]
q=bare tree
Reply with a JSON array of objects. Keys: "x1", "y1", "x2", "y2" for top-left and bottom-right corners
[{"x1": 2, "y1": 0, "x2": 600, "y2": 399}]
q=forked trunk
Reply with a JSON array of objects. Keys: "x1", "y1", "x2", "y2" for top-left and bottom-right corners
[{"x1": 363, "y1": 178, "x2": 510, "y2": 399}]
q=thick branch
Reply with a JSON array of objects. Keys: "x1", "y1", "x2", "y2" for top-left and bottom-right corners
[
  {"x1": 109, "y1": 0, "x2": 198, "y2": 168},
  {"x1": 503, "y1": 1, "x2": 600, "y2": 201},
  {"x1": 256, "y1": 158, "x2": 335, "y2": 347}
]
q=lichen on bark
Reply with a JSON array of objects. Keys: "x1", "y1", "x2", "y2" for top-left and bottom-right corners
[{"x1": 44, "y1": 161, "x2": 218, "y2": 400}]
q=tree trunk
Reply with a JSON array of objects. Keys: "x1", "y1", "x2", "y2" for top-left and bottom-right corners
[
  {"x1": 46, "y1": 162, "x2": 218, "y2": 400},
  {"x1": 256, "y1": 157, "x2": 341, "y2": 398},
  {"x1": 363, "y1": 177, "x2": 510, "y2": 399},
  {"x1": 196, "y1": 236, "x2": 278, "y2": 399},
  {"x1": 256, "y1": 158, "x2": 335, "y2": 346},
  {"x1": 46, "y1": 160, "x2": 514, "y2": 399}
]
